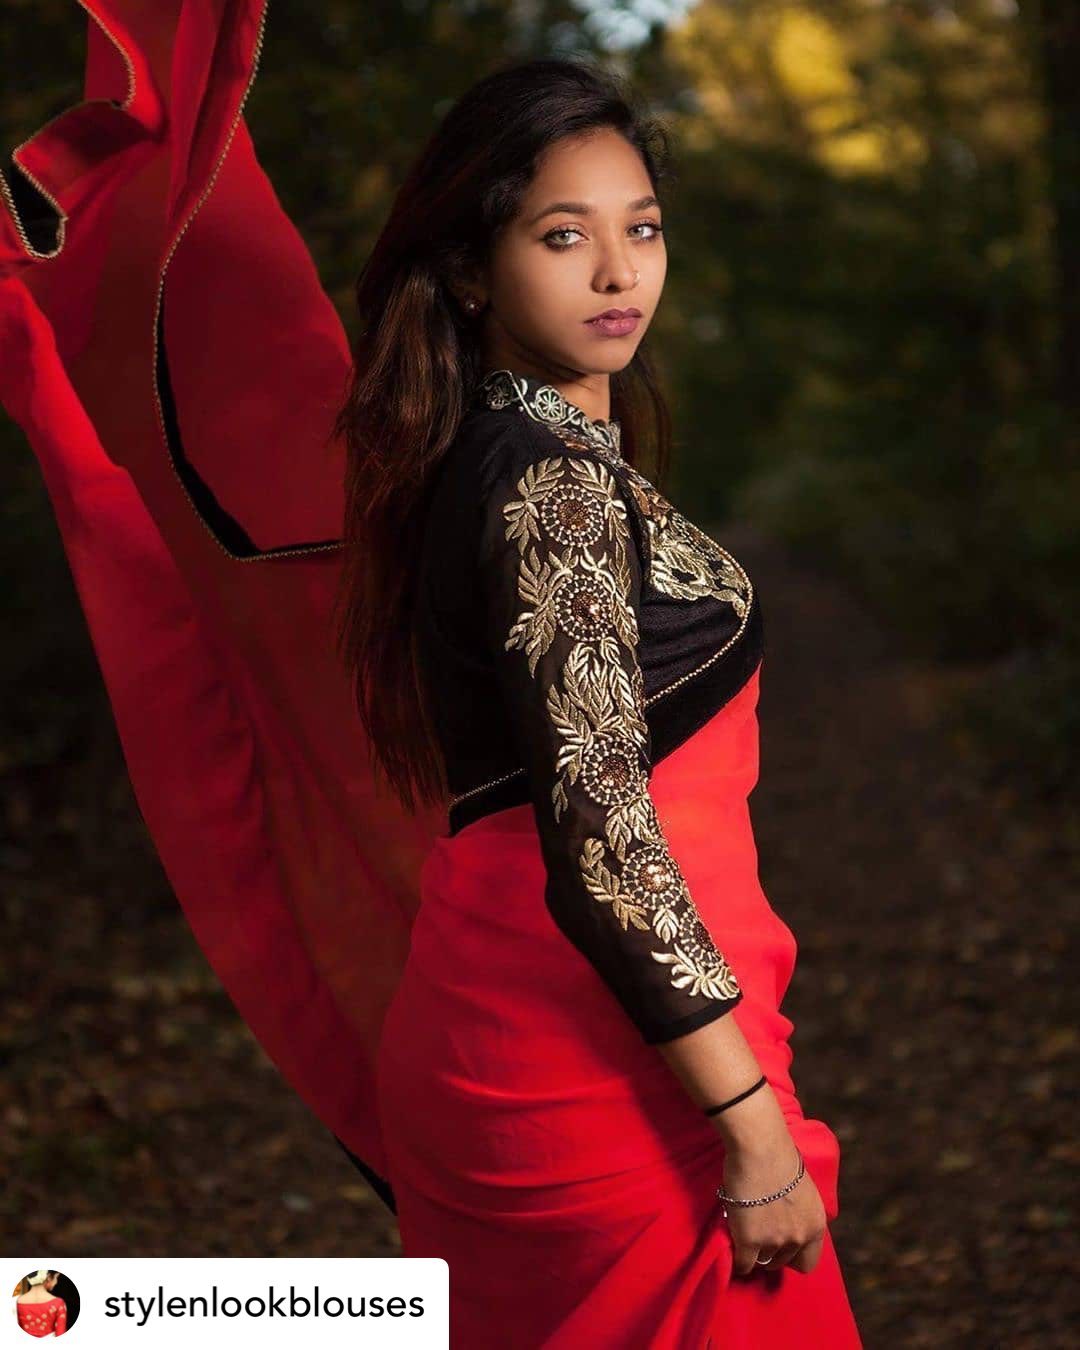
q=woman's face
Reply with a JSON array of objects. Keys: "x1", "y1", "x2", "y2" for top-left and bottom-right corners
[{"x1": 477, "y1": 127, "x2": 666, "y2": 393}]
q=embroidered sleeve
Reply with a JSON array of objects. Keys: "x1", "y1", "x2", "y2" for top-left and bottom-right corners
[
  {"x1": 478, "y1": 450, "x2": 743, "y2": 1043},
  {"x1": 54, "y1": 1300, "x2": 68, "y2": 1336}
]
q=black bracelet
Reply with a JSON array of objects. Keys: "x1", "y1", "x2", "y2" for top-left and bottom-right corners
[{"x1": 702, "y1": 1073, "x2": 767, "y2": 1117}]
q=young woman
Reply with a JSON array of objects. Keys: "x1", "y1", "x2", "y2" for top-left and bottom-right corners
[
  {"x1": 1, "y1": 7, "x2": 861, "y2": 1345},
  {"x1": 331, "y1": 60, "x2": 863, "y2": 1346}
]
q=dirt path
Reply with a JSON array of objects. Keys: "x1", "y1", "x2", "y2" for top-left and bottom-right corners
[{"x1": 2, "y1": 524, "x2": 1074, "y2": 1347}]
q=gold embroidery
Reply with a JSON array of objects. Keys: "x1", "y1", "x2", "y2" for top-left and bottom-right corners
[
  {"x1": 502, "y1": 455, "x2": 741, "y2": 1006},
  {"x1": 536, "y1": 414, "x2": 751, "y2": 613},
  {"x1": 623, "y1": 468, "x2": 753, "y2": 611},
  {"x1": 473, "y1": 368, "x2": 753, "y2": 616},
  {"x1": 479, "y1": 369, "x2": 624, "y2": 466}
]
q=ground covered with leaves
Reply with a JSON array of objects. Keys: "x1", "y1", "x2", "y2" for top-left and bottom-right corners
[{"x1": 2, "y1": 525, "x2": 1074, "y2": 1347}]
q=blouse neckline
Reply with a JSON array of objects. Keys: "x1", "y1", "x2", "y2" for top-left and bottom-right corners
[{"x1": 473, "y1": 368, "x2": 623, "y2": 464}]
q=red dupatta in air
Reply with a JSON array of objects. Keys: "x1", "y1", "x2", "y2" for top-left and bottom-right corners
[{"x1": 0, "y1": 0, "x2": 439, "y2": 1198}]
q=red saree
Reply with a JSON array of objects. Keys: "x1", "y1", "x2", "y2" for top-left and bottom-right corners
[
  {"x1": 1, "y1": 4, "x2": 862, "y2": 1344},
  {"x1": 378, "y1": 664, "x2": 862, "y2": 1347}
]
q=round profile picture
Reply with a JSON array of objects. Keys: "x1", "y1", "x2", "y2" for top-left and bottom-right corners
[{"x1": 11, "y1": 1269, "x2": 80, "y2": 1338}]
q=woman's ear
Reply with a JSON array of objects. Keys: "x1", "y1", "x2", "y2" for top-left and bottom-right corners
[
  {"x1": 448, "y1": 260, "x2": 489, "y2": 317},
  {"x1": 449, "y1": 281, "x2": 487, "y2": 316}
]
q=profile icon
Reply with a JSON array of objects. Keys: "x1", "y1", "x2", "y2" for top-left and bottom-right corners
[{"x1": 12, "y1": 1268, "x2": 78, "y2": 1338}]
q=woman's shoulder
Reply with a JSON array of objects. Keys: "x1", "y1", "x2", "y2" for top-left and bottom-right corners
[
  {"x1": 451, "y1": 406, "x2": 632, "y2": 495},
  {"x1": 444, "y1": 407, "x2": 650, "y2": 568}
]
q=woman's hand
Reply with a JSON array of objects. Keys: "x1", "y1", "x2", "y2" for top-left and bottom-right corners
[
  {"x1": 720, "y1": 1136, "x2": 827, "y2": 1276},
  {"x1": 651, "y1": 1013, "x2": 830, "y2": 1275}
]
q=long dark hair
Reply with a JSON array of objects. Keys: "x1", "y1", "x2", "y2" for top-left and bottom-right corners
[{"x1": 332, "y1": 56, "x2": 675, "y2": 816}]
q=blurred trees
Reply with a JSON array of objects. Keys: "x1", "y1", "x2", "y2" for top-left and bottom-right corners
[
  {"x1": 650, "y1": 0, "x2": 1078, "y2": 795},
  {"x1": 2, "y1": 0, "x2": 1075, "y2": 797}
]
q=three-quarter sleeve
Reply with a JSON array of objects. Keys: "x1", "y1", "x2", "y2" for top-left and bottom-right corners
[{"x1": 477, "y1": 446, "x2": 744, "y2": 1044}]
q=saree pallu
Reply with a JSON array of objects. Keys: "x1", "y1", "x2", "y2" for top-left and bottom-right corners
[
  {"x1": 0, "y1": 2, "x2": 441, "y2": 1183},
  {"x1": 376, "y1": 662, "x2": 863, "y2": 1348}
]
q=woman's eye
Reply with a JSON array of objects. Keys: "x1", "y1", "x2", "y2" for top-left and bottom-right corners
[
  {"x1": 543, "y1": 221, "x2": 664, "y2": 249},
  {"x1": 544, "y1": 227, "x2": 585, "y2": 249}
]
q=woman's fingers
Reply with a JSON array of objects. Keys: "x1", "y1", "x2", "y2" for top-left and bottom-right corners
[
  {"x1": 730, "y1": 1228, "x2": 826, "y2": 1277},
  {"x1": 788, "y1": 1231, "x2": 825, "y2": 1274},
  {"x1": 758, "y1": 1239, "x2": 802, "y2": 1270},
  {"x1": 731, "y1": 1241, "x2": 766, "y2": 1277}
]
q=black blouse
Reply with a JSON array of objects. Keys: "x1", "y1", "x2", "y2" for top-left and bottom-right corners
[{"x1": 415, "y1": 368, "x2": 765, "y2": 1046}]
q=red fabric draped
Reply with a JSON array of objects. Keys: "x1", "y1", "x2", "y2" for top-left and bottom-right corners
[{"x1": 0, "y1": 0, "x2": 438, "y2": 1179}]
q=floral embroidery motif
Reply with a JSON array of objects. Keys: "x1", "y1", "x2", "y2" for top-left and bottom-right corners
[
  {"x1": 502, "y1": 454, "x2": 741, "y2": 1005},
  {"x1": 622, "y1": 468, "x2": 754, "y2": 611},
  {"x1": 477, "y1": 368, "x2": 624, "y2": 468},
  {"x1": 475, "y1": 367, "x2": 753, "y2": 615}
]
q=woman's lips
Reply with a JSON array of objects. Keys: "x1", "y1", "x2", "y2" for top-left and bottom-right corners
[{"x1": 585, "y1": 313, "x2": 640, "y2": 337}]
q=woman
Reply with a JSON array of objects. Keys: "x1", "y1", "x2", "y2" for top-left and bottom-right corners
[
  {"x1": 1, "y1": 8, "x2": 860, "y2": 1346},
  {"x1": 14, "y1": 1271, "x2": 67, "y2": 1338},
  {"x1": 332, "y1": 59, "x2": 862, "y2": 1347}
]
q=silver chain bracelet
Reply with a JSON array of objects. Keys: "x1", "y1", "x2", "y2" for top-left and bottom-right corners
[{"x1": 716, "y1": 1147, "x2": 805, "y2": 1212}]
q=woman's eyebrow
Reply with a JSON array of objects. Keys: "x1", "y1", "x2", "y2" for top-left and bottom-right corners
[{"x1": 526, "y1": 194, "x2": 660, "y2": 225}]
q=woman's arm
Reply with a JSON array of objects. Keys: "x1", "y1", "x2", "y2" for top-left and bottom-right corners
[
  {"x1": 478, "y1": 438, "x2": 827, "y2": 1273},
  {"x1": 478, "y1": 443, "x2": 744, "y2": 1042},
  {"x1": 656, "y1": 1009, "x2": 798, "y2": 1160},
  {"x1": 658, "y1": 1001, "x2": 828, "y2": 1274}
]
